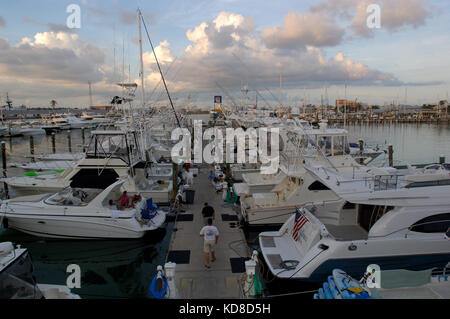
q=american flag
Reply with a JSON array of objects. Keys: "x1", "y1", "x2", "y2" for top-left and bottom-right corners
[{"x1": 292, "y1": 210, "x2": 308, "y2": 241}]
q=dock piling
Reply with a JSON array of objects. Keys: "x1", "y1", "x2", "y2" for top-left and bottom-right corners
[
  {"x1": 81, "y1": 128, "x2": 86, "y2": 147},
  {"x1": 359, "y1": 139, "x2": 364, "y2": 165},
  {"x1": 29, "y1": 136, "x2": 35, "y2": 163},
  {"x1": 51, "y1": 133, "x2": 56, "y2": 154},
  {"x1": 388, "y1": 145, "x2": 394, "y2": 167},
  {"x1": 67, "y1": 131, "x2": 72, "y2": 153},
  {"x1": 1, "y1": 142, "x2": 9, "y2": 199}
]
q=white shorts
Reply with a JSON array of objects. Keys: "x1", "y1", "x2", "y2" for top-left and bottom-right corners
[{"x1": 204, "y1": 240, "x2": 215, "y2": 253}]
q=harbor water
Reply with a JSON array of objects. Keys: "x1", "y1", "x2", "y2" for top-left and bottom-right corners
[
  {"x1": 0, "y1": 122, "x2": 449, "y2": 299},
  {"x1": 346, "y1": 122, "x2": 450, "y2": 165}
]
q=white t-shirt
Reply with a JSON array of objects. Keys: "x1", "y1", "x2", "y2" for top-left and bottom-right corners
[{"x1": 200, "y1": 226, "x2": 219, "y2": 241}]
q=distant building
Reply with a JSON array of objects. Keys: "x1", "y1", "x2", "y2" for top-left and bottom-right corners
[
  {"x1": 90, "y1": 105, "x2": 113, "y2": 111},
  {"x1": 336, "y1": 99, "x2": 358, "y2": 109}
]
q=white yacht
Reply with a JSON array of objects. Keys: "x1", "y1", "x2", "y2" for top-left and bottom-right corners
[
  {"x1": 0, "y1": 179, "x2": 166, "y2": 239},
  {"x1": 259, "y1": 165, "x2": 450, "y2": 282},
  {"x1": 0, "y1": 242, "x2": 80, "y2": 298},
  {"x1": 2, "y1": 130, "x2": 173, "y2": 203},
  {"x1": 62, "y1": 114, "x2": 97, "y2": 129},
  {"x1": 239, "y1": 122, "x2": 365, "y2": 226},
  {"x1": 18, "y1": 126, "x2": 46, "y2": 136},
  {"x1": 9, "y1": 160, "x2": 76, "y2": 171}
]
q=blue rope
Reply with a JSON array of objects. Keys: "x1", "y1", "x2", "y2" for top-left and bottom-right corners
[{"x1": 148, "y1": 273, "x2": 170, "y2": 299}]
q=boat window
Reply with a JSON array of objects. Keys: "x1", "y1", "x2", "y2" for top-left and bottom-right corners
[
  {"x1": 70, "y1": 169, "x2": 119, "y2": 189},
  {"x1": 317, "y1": 136, "x2": 332, "y2": 156},
  {"x1": 45, "y1": 187, "x2": 102, "y2": 206},
  {"x1": 405, "y1": 179, "x2": 450, "y2": 188},
  {"x1": 410, "y1": 213, "x2": 450, "y2": 233},
  {"x1": 308, "y1": 181, "x2": 330, "y2": 191},
  {"x1": 343, "y1": 202, "x2": 356, "y2": 210},
  {"x1": 358, "y1": 205, "x2": 395, "y2": 232},
  {"x1": 332, "y1": 135, "x2": 349, "y2": 156}
]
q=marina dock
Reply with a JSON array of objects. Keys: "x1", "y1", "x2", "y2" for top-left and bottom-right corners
[{"x1": 166, "y1": 165, "x2": 251, "y2": 299}]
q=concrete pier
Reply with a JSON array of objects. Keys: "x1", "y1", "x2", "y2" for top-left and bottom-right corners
[{"x1": 166, "y1": 165, "x2": 250, "y2": 299}]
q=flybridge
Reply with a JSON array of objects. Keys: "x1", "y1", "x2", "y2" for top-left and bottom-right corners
[{"x1": 86, "y1": 130, "x2": 142, "y2": 167}]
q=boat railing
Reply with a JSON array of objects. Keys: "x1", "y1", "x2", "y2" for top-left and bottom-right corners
[
  {"x1": 280, "y1": 149, "x2": 313, "y2": 173},
  {"x1": 369, "y1": 219, "x2": 450, "y2": 239},
  {"x1": 361, "y1": 174, "x2": 399, "y2": 191}
]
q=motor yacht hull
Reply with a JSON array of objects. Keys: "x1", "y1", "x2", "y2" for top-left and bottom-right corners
[
  {"x1": 3, "y1": 212, "x2": 165, "y2": 240},
  {"x1": 259, "y1": 231, "x2": 450, "y2": 282}
]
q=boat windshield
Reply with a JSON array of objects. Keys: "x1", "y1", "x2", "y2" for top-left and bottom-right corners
[
  {"x1": 0, "y1": 251, "x2": 43, "y2": 299},
  {"x1": 45, "y1": 187, "x2": 103, "y2": 206},
  {"x1": 316, "y1": 135, "x2": 350, "y2": 156}
]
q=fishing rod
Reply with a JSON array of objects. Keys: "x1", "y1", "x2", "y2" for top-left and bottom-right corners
[{"x1": 139, "y1": 10, "x2": 181, "y2": 128}]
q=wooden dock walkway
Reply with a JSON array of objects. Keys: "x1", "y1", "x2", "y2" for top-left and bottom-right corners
[{"x1": 165, "y1": 165, "x2": 250, "y2": 299}]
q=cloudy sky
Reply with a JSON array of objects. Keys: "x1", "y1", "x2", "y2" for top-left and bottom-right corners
[{"x1": 0, "y1": 0, "x2": 449, "y2": 109}]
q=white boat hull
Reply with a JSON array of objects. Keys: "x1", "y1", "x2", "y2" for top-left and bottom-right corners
[{"x1": 4, "y1": 212, "x2": 165, "y2": 240}]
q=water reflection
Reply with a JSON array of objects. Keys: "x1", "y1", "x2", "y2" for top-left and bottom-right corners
[
  {"x1": 0, "y1": 225, "x2": 172, "y2": 299},
  {"x1": 347, "y1": 122, "x2": 450, "y2": 165}
]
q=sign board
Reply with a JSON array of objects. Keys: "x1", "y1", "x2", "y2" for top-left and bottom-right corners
[{"x1": 214, "y1": 96, "x2": 222, "y2": 104}]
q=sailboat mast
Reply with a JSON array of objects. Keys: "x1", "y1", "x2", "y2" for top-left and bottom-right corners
[
  {"x1": 88, "y1": 82, "x2": 93, "y2": 108},
  {"x1": 303, "y1": 88, "x2": 306, "y2": 116},
  {"x1": 138, "y1": 9, "x2": 145, "y2": 110}
]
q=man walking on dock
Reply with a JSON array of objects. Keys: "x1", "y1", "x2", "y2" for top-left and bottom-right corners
[
  {"x1": 202, "y1": 202, "x2": 215, "y2": 225},
  {"x1": 200, "y1": 218, "x2": 219, "y2": 269}
]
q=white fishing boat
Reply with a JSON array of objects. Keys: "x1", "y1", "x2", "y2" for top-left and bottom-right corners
[
  {"x1": 18, "y1": 126, "x2": 46, "y2": 136},
  {"x1": 50, "y1": 115, "x2": 71, "y2": 130},
  {"x1": 27, "y1": 152, "x2": 85, "y2": 162},
  {"x1": 0, "y1": 179, "x2": 166, "y2": 239},
  {"x1": 0, "y1": 242, "x2": 80, "y2": 298},
  {"x1": 239, "y1": 122, "x2": 365, "y2": 226},
  {"x1": 9, "y1": 160, "x2": 76, "y2": 171},
  {"x1": 2, "y1": 130, "x2": 173, "y2": 203},
  {"x1": 62, "y1": 115, "x2": 97, "y2": 129},
  {"x1": 258, "y1": 165, "x2": 450, "y2": 282}
]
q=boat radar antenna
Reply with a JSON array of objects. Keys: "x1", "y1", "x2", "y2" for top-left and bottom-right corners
[
  {"x1": 139, "y1": 9, "x2": 181, "y2": 129},
  {"x1": 5, "y1": 93, "x2": 12, "y2": 110}
]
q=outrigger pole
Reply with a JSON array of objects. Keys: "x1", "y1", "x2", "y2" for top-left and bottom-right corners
[{"x1": 138, "y1": 9, "x2": 182, "y2": 129}]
